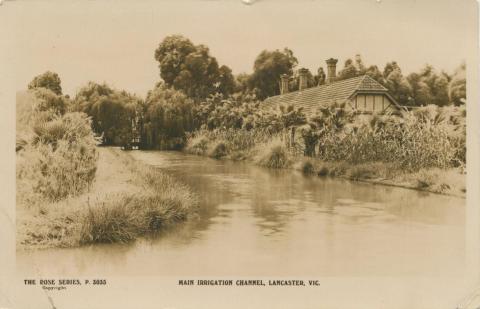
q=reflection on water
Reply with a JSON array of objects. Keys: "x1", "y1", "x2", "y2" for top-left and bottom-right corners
[{"x1": 17, "y1": 151, "x2": 465, "y2": 277}]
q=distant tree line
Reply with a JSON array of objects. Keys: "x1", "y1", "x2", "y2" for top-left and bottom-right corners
[
  {"x1": 334, "y1": 55, "x2": 466, "y2": 107},
  {"x1": 26, "y1": 35, "x2": 466, "y2": 150}
]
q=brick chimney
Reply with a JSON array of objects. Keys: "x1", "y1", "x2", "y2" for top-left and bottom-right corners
[
  {"x1": 298, "y1": 68, "x2": 308, "y2": 91},
  {"x1": 326, "y1": 58, "x2": 338, "y2": 84},
  {"x1": 280, "y1": 74, "x2": 289, "y2": 95}
]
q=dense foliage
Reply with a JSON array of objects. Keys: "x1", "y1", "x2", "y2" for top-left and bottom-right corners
[
  {"x1": 154, "y1": 35, "x2": 235, "y2": 100},
  {"x1": 335, "y1": 55, "x2": 465, "y2": 107},
  {"x1": 28, "y1": 71, "x2": 63, "y2": 95},
  {"x1": 186, "y1": 96, "x2": 465, "y2": 171},
  {"x1": 23, "y1": 39, "x2": 466, "y2": 171},
  {"x1": 306, "y1": 104, "x2": 466, "y2": 170},
  {"x1": 17, "y1": 86, "x2": 98, "y2": 202},
  {"x1": 74, "y1": 82, "x2": 141, "y2": 146},
  {"x1": 247, "y1": 48, "x2": 298, "y2": 100},
  {"x1": 140, "y1": 84, "x2": 196, "y2": 150}
]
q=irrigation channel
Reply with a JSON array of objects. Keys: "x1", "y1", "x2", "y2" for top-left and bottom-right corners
[{"x1": 16, "y1": 151, "x2": 467, "y2": 308}]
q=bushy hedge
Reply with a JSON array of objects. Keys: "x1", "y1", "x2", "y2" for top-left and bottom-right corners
[{"x1": 17, "y1": 90, "x2": 98, "y2": 203}]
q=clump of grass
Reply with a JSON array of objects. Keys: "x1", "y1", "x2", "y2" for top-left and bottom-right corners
[
  {"x1": 348, "y1": 165, "x2": 378, "y2": 180},
  {"x1": 415, "y1": 169, "x2": 438, "y2": 189},
  {"x1": 185, "y1": 134, "x2": 209, "y2": 155},
  {"x1": 299, "y1": 159, "x2": 315, "y2": 175},
  {"x1": 229, "y1": 150, "x2": 248, "y2": 161},
  {"x1": 255, "y1": 140, "x2": 291, "y2": 169},
  {"x1": 79, "y1": 156, "x2": 197, "y2": 244},
  {"x1": 208, "y1": 141, "x2": 228, "y2": 159},
  {"x1": 80, "y1": 195, "x2": 142, "y2": 243},
  {"x1": 79, "y1": 192, "x2": 193, "y2": 244},
  {"x1": 317, "y1": 166, "x2": 329, "y2": 177},
  {"x1": 328, "y1": 162, "x2": 348, "y2": 177}
]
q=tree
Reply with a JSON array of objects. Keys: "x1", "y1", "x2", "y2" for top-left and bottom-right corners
[
  {"x1": 234, "y1": 73, "x2": 251, "y2": 94},
  {"x1": 154, "y1": 35, "x2": 235, "y2": 100},
  {"x1": 217, "y1": 65, "x2": 236, "y2": 97},
  {"x1": 28, "y1": 71, "x2": 63, "y2": 95},
  {"x1": 407, "y1": 64, "x2": 451, "y2": 107},
  {"x1": 141, "y1": 84, "x2": 195, "y2": 149},
  {"x1": 384, "y1": 68, "x2": 412, "y2": 105},
  {"x1": 380, "y1": 62, "x2": 412, "y2": 105},
  {"x1": 248, "y1": 48, "x2": 298, "y2": 100},
  {"x1": 449, "y1": 63, "x2": 466, "y2": 106},
  {"x1": 365, "y1": 65, "x2": 385, "y2": 84},
  {"x1": 407, "y1": 72, "x2": 431, "y2": 106},
  {"x1": 74, "y1": 82, "x2": 140, "y2": 146},
  {"x1": 277, "y1": 104, "x2": 306, "y2": 148},
  {"x1": 316, "y1": 67, "x2": 326, "y2": 85},
  {"x1": 31, "y1": 87, "x2": 70, "y2": 116},
  {"x1": 337, "y1": 55, "x2": 367, "y2": 81},
  {"x1": 337, "y1": 59, "x2": 358, "y2": 80},
  {"x1": 383, "y1": 61, "x2": 402, "y2": 79}
]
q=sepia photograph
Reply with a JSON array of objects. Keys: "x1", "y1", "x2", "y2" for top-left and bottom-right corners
[{"x1": 1, "y1": 0, "x2": 479, "y2": 308}]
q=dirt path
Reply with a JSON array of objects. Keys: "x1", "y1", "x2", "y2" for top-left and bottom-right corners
[{"x1": 77, "y1": 147, "x2": 143, "y2": 204}]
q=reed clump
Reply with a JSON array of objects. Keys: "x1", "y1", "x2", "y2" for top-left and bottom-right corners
[
  {"x1": 208, "y1": 141, "x2": 228, "y2": 159},
  {"x1": 255, "y1": 139, "x2": 291, "y2": 169},
  {"x1": 79, "y1": 151, "x2": 197, "y2": 245},
  {"x1": 80, "y1": 193, "x2": 193, "y2": 244}
]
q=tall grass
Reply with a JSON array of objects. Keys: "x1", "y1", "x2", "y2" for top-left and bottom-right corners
[
  {"x1": 17, "y1": 90, "x2": 98, "y2": 204},
  {"x1": 79, "y1": 152, "x2": 197, "y2": 244},
  {"x1": 315, "y1": 106, "x2": 465, "y2": 170},
  {"x1": 17, "y1": 149, "x2": 198, "y2": 248},
  {"x1": 254, "y1": 138, "x2": 291, "y2": 169},
  {"x1": 186, "y1": 128, "x2": 276, "y2": 157},
  {"x1": 80, "y1": 193, "x2": 192, "y2": 244}
]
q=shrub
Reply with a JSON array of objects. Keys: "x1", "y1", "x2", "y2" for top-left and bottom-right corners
[
  {"x1": 185, "y1": 133, "x2": 209, "y2": 155},
  {"x1": 415, "y1": 169, "x2": 439, "y2": 189},
  {"x1": 17, "y1": 139, "x2": 98, "y2": 202},
  {"x1": 208, "y1": 141, "x2": 228, "y2": 159},
  {"x1": 256, "y1": 140, "x2": 290, "y2": 169},
  {"x1": 17, "y1": 112, "x2": 98, "y2": 203},
  {"x1": 300, "y1": 160, "x2": 315, "y2": 175},
  {"x1": 348, "y1": 165, "x2": 378, "y2": 180},
  {"x1": 317, "y1": 166, "x2": 329, "y2": 177},
  {"x1": 32, "y1": 88, "x2": 69, "y2": 115}
]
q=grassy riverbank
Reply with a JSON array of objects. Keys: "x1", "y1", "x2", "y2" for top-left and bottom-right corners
[
  {"x1": 292, "y1": 158, "x2": 465, "y2": 197},
  {"x1": 17, "y1": 148, "x2": 198, "y2": 250},
  {"x1": 185, "y1": 130, "x2": 466, "y2": 198}
]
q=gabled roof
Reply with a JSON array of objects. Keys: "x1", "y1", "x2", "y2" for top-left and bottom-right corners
[{"x1": 262, "y1": 75, "x2": 397, "y2": 114}]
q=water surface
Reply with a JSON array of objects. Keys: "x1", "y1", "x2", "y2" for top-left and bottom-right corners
[{"x1": 17, "y1": 151, "x2": 465, "y2": 278}]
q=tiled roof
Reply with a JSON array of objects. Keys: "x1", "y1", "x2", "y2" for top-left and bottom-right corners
[{"x1": 262, "y1": 75, "x2": 389, "y2": 114}]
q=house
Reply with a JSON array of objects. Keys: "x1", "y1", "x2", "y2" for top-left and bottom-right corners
[{"x1": 262, "y1": 58, "x2": 403, "y2": 115}]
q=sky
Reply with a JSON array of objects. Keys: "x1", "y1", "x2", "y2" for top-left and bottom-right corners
[{"x1": 1, "y1": 0, "x2": 477, "y2": 97}]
